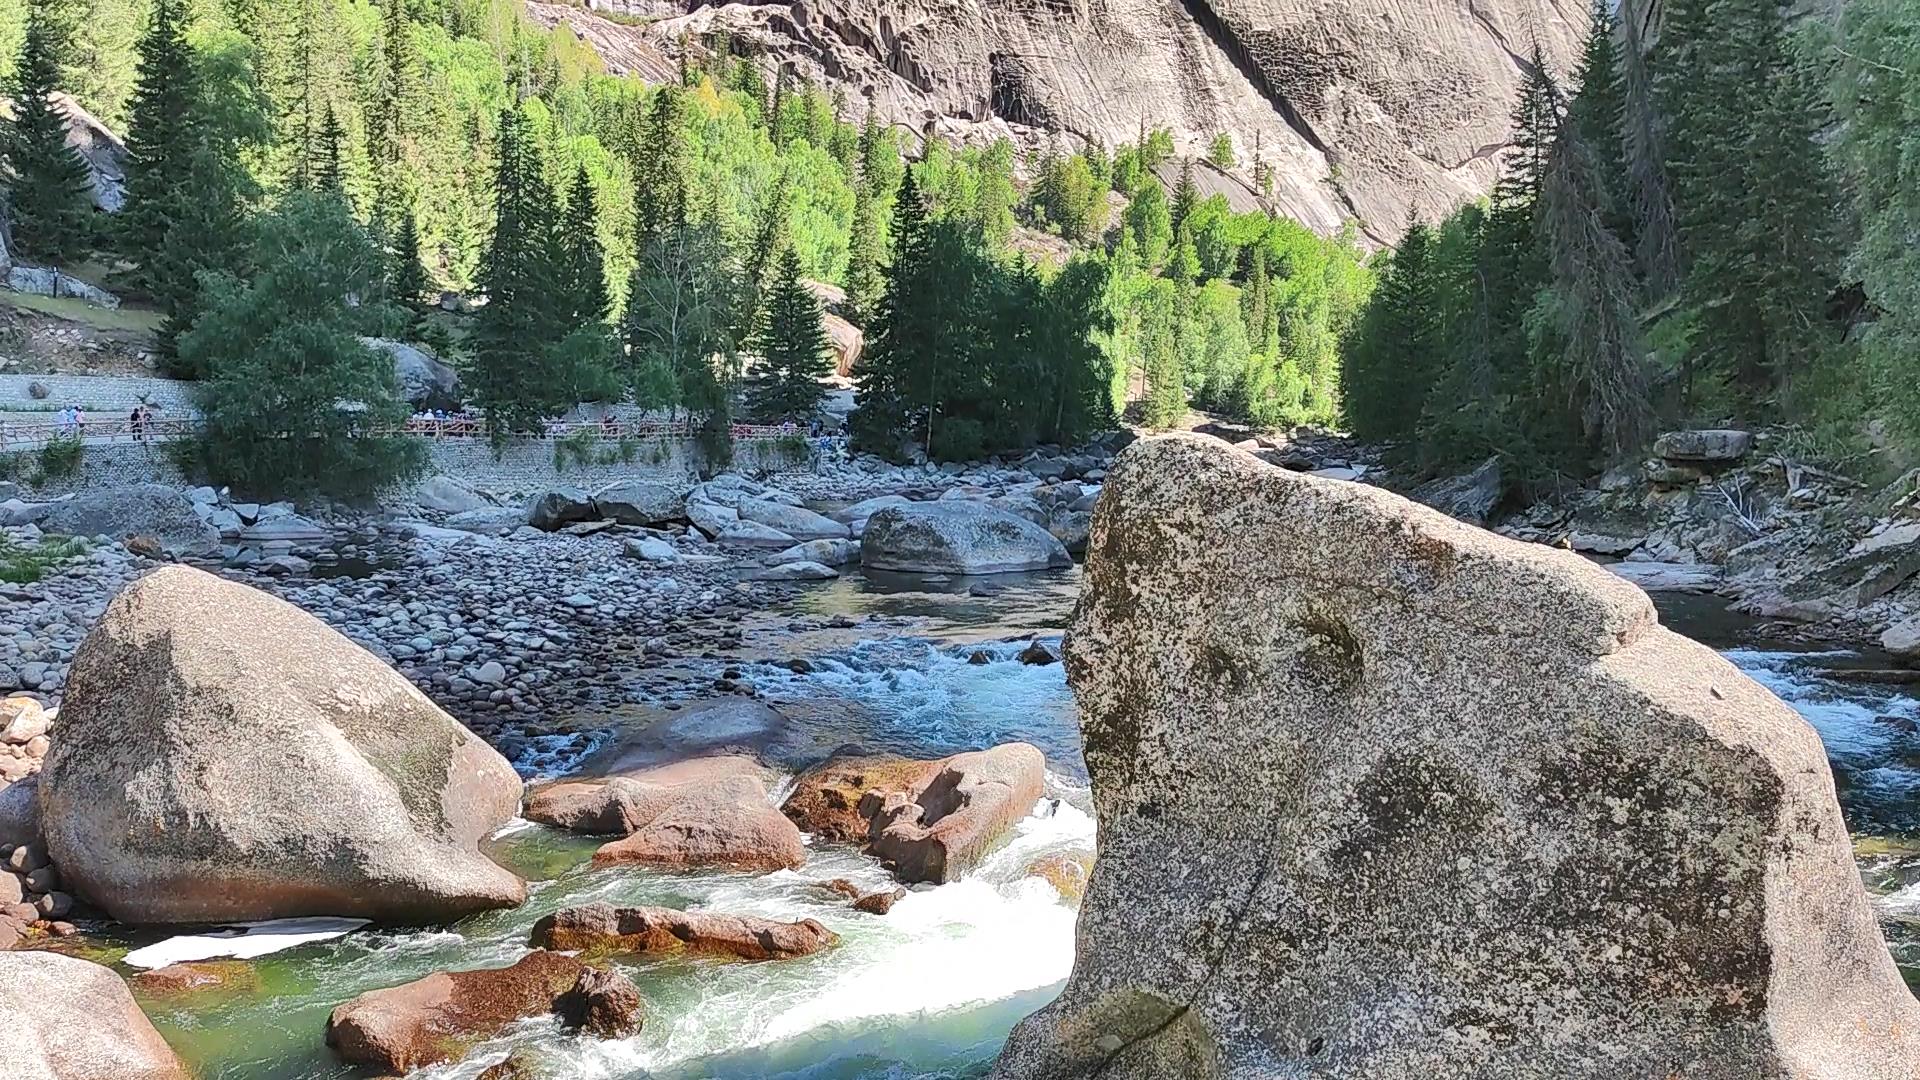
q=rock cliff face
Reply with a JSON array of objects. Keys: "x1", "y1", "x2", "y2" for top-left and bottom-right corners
[
  {"x1": 528, "y1": 0, "x2": 1584, "y2": 240},
  {"x1": 992, "y1": 434, "x2": 1920, "y2": 1079}
]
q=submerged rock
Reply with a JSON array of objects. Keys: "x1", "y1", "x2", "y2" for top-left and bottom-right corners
[
  {"x1": 785, "y1": 743, "x2": 1045, "y2": 883},
  {"x1": 324, "y1": 950, "x2": 591, "y2": 1072},
  {"x1": 525, "y1": 755, "x2": 805, "y2": 873},
  {"x1": 862, "y1": 503, "x2": 1072, "y2": 575},
  {"x1": 130, "y1": 960, "x2": 261, "y2": 996},
  {"x1": 531, "y1": 901, "x2": 837, "y2": 961},
  {"x1": 41, "y1": 566, "x2": 526, "y2": 925},
  {"x1": 0, "y1": 951, "x2": 189, "y2": 1079},
  {"x1": 992, "y1": 434, "x2": 1920, "y2": 1079}
]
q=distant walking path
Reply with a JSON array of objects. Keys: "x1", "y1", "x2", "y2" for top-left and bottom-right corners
[{"x1": 0, "y1": 416, "x2": 812, "y2": 452}]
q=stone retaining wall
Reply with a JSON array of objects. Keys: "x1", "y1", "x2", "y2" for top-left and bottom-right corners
[{"x1": 0, "y1": 374, "x2": 195, "y2": 418}]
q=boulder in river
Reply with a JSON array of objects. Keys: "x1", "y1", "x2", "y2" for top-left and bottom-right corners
[
  {"x1": 593, "y1": 480, "x2": 688, "y2": 526},
  {"x1": 737, "y1": 497, "x2": 850, "y2": 540},
  {"x1": 413, "y1": 475, "x2": 496, "y2": 514},
  {"x1": 525, "y1": 755, "x2": 806, "y2": 873},
  {"x1": 554, "y1": 965, "x2": 645, "y2": 1038},
  {"x1": 0, "y1": 951, "x2": 189, "y2": 1079},
  {"x1": 992, "y1": 434, "x2": 1920, "y2": 1080},
  {"x1": 768, "y1": 538, "x2": 860, "y2": 566},
  {"x1": 324, "y1": 950, "x2": 595, "y2": 1072},
  {"x1": 862, "y1": 503, "x2": 1072, "y2": 575},
  {"x1": 785, "y1": 743, "x2": 1045, "y2": 883},
  {"x1": 40, "y1": 484, "x2": 219, "y2": 558},
  {"x1": 531, "y1": 901, "x2": 838, "y2": 961},
  {"x1": 41, "y1": 566, "x2": 527, "y2": 924},
  {"x1": 526, "y1": 486, "x2": 596, "y2": 530}
]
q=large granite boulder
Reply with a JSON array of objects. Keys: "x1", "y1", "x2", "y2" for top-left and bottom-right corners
[
  {"x1": 527, "y1": 486, "x2": 596, "y2": 530},
  {"x1": 531, "y1": 901, "x2": 838, "y2": 961},
  {"x1": 0, "y1": 951, "x2": 189, "y2": 1079},
  {"x1": 784, "y1": 743, "x2": 1046, "y2": 883},
  {"x1": 862, "y1": 503, "x2": 1072, "y2": 575},
  {"x1": 325, "y1": 951, "x2": 612, "y2": 1072},
  {"x1": 592, "y1": 480, "x2": 688, "y2": 526},
  {"x1": 737, "y1": 496, "x2": 850, "y2": 540},
  {"x1": 362, "y1": 337, "x2": 461, "y2": 410},
  {"x1": 525, "y1": 755, "x2": 806, "y2": 872},
  {"x1": 1654, "y1": 428, "x2": 1755, "y2": 463},
  {"x1": 40, "y1": 484, "x2": 219, "y2": 558},
  {"x1": 992, "y1": 434, "x2": 1920, "y2": 1080},
  {"x1": 40, "y1": 566, "x2": 527, "y2": 924}
]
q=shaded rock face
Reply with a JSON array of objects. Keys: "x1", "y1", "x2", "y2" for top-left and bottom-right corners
[
  {"x1": 593, "y1": 480, "x2": 689, "y2": 526},
  {"x1": 993, "y1": 434, "x2": 1920, "y2": 1080},
  {"x1": 525, "y1": 755, "x2": 807, "y2": 872},
  {"x1": 1655, "y1": 428, "x2": 1755, "y2": 463},
  {"x1": 531, "y1": 901, "x2": 838, "y2": 961},
  {"x1": 40, "y1": 484, "x2": 220, "y2": 558},
  {"x1": 785, "y1": 743, "x2": 1046, "y2": 883},
  {"x1": 41, "y1": 566, "x2": 527, "y2": 925},
  {"x1": 0, "y1": 951, "x2": 189, "y2": 1079},
  {"x1": 1410, "y1": 455, "x2": 1502, "y2": 524},
  {"x1": 362, "y1": 337, "x2": 461, "y2": 411},
  {"x1": 863, "y1": 502, "x2": 1072, "y2": 575},
  {"x1": 325, "y1": 950, "x2": 590, "y2": 1072},
  {"x1": 531, "y1": 0, "x2": 1579, "y2": 242}
]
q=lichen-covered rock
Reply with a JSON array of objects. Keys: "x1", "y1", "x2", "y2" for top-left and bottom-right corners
[
  {"x1": 324, "y1": 950, "x2": 586, "y2": 1072},
  {"x1": 785, "y1": 743, "x2": 1046, "y2": 883},
  {"x1": 531, "y1": 901, "x2": 838, "y2": 961},
  {"x1": 41, "y1": 566, "x2": 526, "y2": 925},
  {"x1": 862, "y1": 503, "x2": 1072, "y2": 575},
  {"x1": 0, "y1": 951, "x2": 189, "y2": 1079},
  {"x1": 992, "y1": 434, "x2": 1920, "y2": 1080}
]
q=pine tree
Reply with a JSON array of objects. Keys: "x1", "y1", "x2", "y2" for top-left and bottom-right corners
[
  {"x1": 768, "y1": 64, "x2": 789, "y2": 146},
  {"x1": 747, "y1": 246, "x2": 833, "y2": 421},
  {"x1": 1565, "y1": 0, "x2": 1632, "y2": 250},
  {"x1": 367, "y1": 0, "x2": 414, "y2": 184},
  {"x1": 1617, "y1": 7, "x2": 1678, "y2": 295},
  {"x1": 313, "y1": 102, "x2": 346, "y2": 195},
  {"x1": 118, "y1": 0, "x2": 198, "y2": 285},
  {"x1": 1170, "y1": 157, "x2": 1198, "y2": 232},
  {"x1": 633, "y1": 85, "x2": 687, "y2": 252},
  {"x1": 1476, "y1": 47, "x2": 1559, "y2": 404},
  {"x1": 623, "y1": 187, "x2": 739, "y2": 425},
  {"x1": 2, "y1": 0, "x2": 94, "y2": 263},
  {"x1": 469, "y1": 106, "x2": 565, "y2": 439},
  {"x1": 558, "y1": 164, "x2": 608, "y2": 327},
  {"x1": 1344, "y1": 217, "x2": 1442, "y2": 441},
  {"x1": 850, "y1": 167, "x2": 930, "y2": 454},
  {"x1": 389, "y1": 202, "x2": 428, "y2": 312},
  {"x1": 739, "y1": 169, "x2": 790, "y2": 334},
  {"x1": 845, "y1": 175, "x2": 884, "y2": 323}
]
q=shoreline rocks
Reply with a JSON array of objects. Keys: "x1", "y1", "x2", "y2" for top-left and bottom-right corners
[
  {"x1": 41, "y1": 566, "x2": 527, "y2": 925},
  {"x1": 0, "y1": 951, "x2": 189, "y2": 1079},
  {"x1": 530, "y1": 901, "x2": 837, "y2": 961},
  {"x1": 993, "y1": 434, "x2": 1920, "y2": 1079}
]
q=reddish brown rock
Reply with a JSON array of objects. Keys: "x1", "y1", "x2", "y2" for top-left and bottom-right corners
[
  {"x1": 822, "y1": 878, "x2": 907, "y2": 915},
  {"x1": 527, "y1": 756, "x2": 805, "y2": 873},
  {"x1": 1024, "y1": 852, "x2": 1094, "y2": 905},
  {"x1": 554, "y1": 966, "x2": 644, "y2": 1037},
  {"x1": 324, "y1": 951, "x2": 586, "y2": 1072},
  {"x1": 131, "y1": 960, "x2": 261, "y2": 996},
  {"x1": 785, "y1": 744, "x2": 1047, "y2": 883},
  {"x1": 0, "y1": 951, "x2": 189, "y2": 1078},
  {"x1": 530, "y1": 901, "x2": 837, "y2": 961}
]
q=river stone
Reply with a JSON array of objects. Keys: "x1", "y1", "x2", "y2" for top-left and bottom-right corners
[
  {"x1": 593, "y1": 480, "x2": 688, "y2": 526},
  {"x1": 525, "y1": 756, "x2": 806, "y2": 873},
  {"x1": 0, "y1": 951, "x2": 190, "y2": 1079},
  {"x1": 554, "y1": 965, "x2": 645, "y2": 1037},
  {"x1": 324, "y1": 950, "x2": 587, "y2": 1072},
  {"x1": 991, "y1": 434, "x2": 1920, "y2": 1080},
  {"x1": 862, "y1": 503, "x2": 1072, "y2": 575},
  {"x1": 413, "y1": 475, "x2": 495, "y2": 514},
  {"x1": 751, "y1": 560, "x2": 839, "y2": 581},
  {"x1": 831, "y1": 494, "x2": 913, "y2": 525},
  {"x1": 531, "y1": 901, "x2": 838, "y2": 961},
  {"x1": 1884, "y1": 616, "x2": 1920, "y2": 664},
  {"x1": 39, "y1": 484, "x2": 219, "y2": 558},
  {"x1": 1409, "y1": 455, "x2": 1503, "y2": 525},
  {"x1": 40, "y1": 565, "x2": 527, "y2": 924},
  {"x1": 715, "y1": 520, "x2": 799, "y2": 549},
  {"x1": 767, "y1": 538, "x2": 860, "y2": 566},
  {"x1": 784, "y1": 743, "x2": 1046, "y2": 883},
  {"x1": 1654, "y1": 428, "x2": 1755, "y2": 463},
  {"x1": 527, "y1": 486, "x2": 596, "y2": 530},
  {"x1": 737, "y1": 497, "x2": 849, "y2": 540}
]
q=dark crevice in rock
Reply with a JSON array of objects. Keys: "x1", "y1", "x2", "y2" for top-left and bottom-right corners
[{"x1": 1166, "y1": 0, "x2": 1331, "y2": 158}]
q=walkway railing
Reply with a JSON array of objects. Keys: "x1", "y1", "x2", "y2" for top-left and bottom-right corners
[{"x1": 0, "y1": 416, "x2": 809, "y2": 450}]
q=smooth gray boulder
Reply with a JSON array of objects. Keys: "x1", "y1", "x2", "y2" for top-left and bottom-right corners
[
  {"x1": 624, "y1": 536, "x2": 678, "y2": 562},
  {"x1": 39, "y1": 484, "x2": 218, "y2": 558},
  {"x1": 831, "y1": 494, "x2": 913, "y2": 525},
  {"x1": 752, "y1": 560, "x2": 838, "y2": 581},
  {"x1": 1655, "y1": 428, "x2": 1755, "y2": 463},
  {"x1": 363, "y1": 337, "x2": 461, "y2": 410},
  {"x1": 443, "y1": 507, "x2": 525, "y2": 535},
  {"x1": 413, "y1": 475, "x2": 495, "y2": 514},
  {"x1": 527, "y1": 486, "x2": 595, "y2": 530},
  {"x1": 715, "y1": 520, "x2": 797, "y2": 549},
  {"x1": 993, "y1": 434, "x2": 1920, "y2": 1080},
  {"x1": 737, "y1": 497, "x2": 849, "y2": 540},
  {"x1": 40, "y1": 566, "x2": 527, "y2": 924},
  {"x1": 862, "y1": 502, "x2": 1071, "y2": 575},
  {"x1": 593, "y1": 480, "x2": 688, "y2": 526},
  {"x1": 686, "y1": 499, "x2": 738, "y2": 538},
  {"x1": 0, "y1": 952, "x2": 188, "y2": 1079},
  {"x1": 768, "y1": 538, "x2": 859, "y2": 566}
]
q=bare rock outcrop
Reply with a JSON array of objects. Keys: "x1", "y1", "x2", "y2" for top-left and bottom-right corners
[
  {"x1": 992, "y1": 434, "x2": 1920, "y2": 1079},
  {"x1": 0, "y1": 951, "x2": 188, "y2": 1079},
  {"x1": 535, "y1": 0, "x2": 1582, "y2": 240},
  {"x1": 40, "y1": 566, "x2": 527, "y2": 925},
  {"x1": 785, "y1": 743, "x2": 1045, "y2": 883},
  {"x1": 531, "y1": 900, "x2": 838, "y2": 960}
]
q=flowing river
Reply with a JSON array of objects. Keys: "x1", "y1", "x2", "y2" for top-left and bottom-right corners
[{"x1": 47, "y1": 571, "x2": 1920, "y2": 1076}]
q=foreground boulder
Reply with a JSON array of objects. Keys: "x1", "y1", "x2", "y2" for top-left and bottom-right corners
[
  {"x1": 0, "y1": 951, "x2": 189, "y2": 1079},
  {"x1": 525, "y1": 755, "x2": 806, "y2": 872},
  {"x1": 41, "y1": 566, "x2": 526, "y2": 924},
  {"x1": 40, "y1": 484, "x2": 219, "y2": 558},
  {"x1": 992, "y1": 434, "x2": 1920, "y2": 1079},
  {"x1": 325, "y1": 951, "x2": 621, "y2": 1071},
  {"x1": 784, "y1": 743, "x2": 1045, "y2": 883},
  {"x1": 531, "y1": 901, "x2": 837, "y2": 961},
  {"x1": 862, "y1": 503, "x2": 1072, "y2": 575}
]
